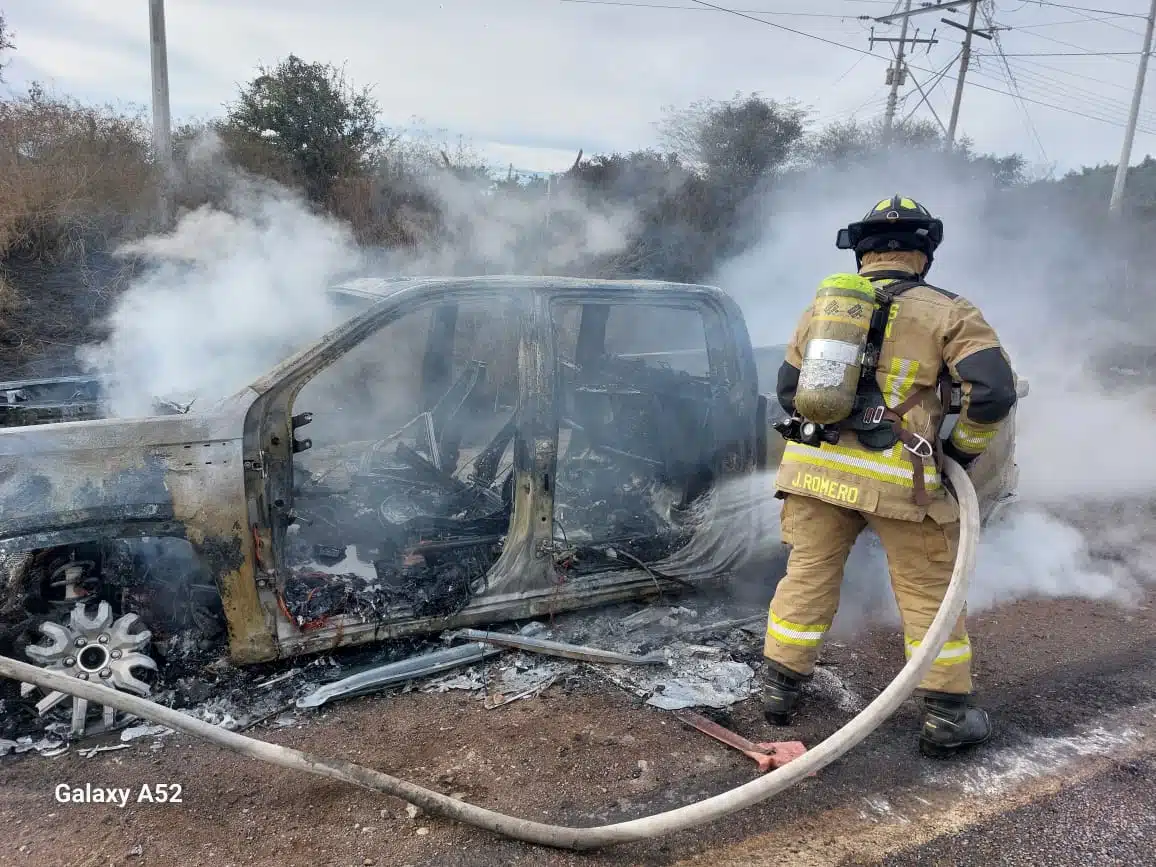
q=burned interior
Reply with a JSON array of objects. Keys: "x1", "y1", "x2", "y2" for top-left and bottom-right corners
[
  {"x1": 549, "y1": 301, "x2": 721, "y2": 575},
  {"x1": 275, "y1": 282, "x2": 755, "y2": 635},
  {"x1": 282, "y1": 298, "x2": 521, "y2": 628}
]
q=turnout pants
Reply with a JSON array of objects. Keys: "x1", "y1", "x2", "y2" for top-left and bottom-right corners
[{"x1": 764, "y1": 493, "x2": 972, "y2": 695}]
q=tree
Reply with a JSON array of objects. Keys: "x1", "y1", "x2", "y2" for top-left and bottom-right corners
[
  {"x1": 0, "y1": 13, "x2": 15, "y2": 82},
  {"x1": 803, "y1": 117, "x2": 943, "y2": 168},
  {"x1": 658, "y1": 92, "x2": 807, "y2": 185},
  {"x1": 223, "y1": 55, "x2": 383, "y2": 202}
]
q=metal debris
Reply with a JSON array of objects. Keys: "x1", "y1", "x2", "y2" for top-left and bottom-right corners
[
  {"x1": 642, "y1": 659, "x2": 755, "y2": 710},
  {"x1": 21, "y1": 601, "x2": 157, "y2": 738},
  {"x1": 78, "y1": 743, "x2": 132, "y2": 758},
  {"x1": 295, "y1": 642, "x2": 506, "y2": 709},
  {"x1": 678, "y1": 615, "x2": 765, "y2": 637},
  {"x1": 120, "y1": 724, "x2": 171, "y2": 742},
  {"x1": 454, "y1": 629, "x2": 667, "y2": 666},
  {"x1": 6, "y1": 735, "x2": 70, "y2": 757},
  {"x1": 576, "y1": 637, "x2": 756, "y2": 711},
  {"x1": 483, "y1": 669, "x2": 560, "y2": 710},
  {"x1": 420, "y1": 670, "x2": 488, "y2": 693},
  {"x1": 673, "y1": 710, "x2": 806, "y2": 774},
  {"x1": 255, "y1": 669, "x2": 300, "y2": 690}
]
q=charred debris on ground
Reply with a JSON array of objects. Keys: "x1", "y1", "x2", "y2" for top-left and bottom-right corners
[{"x1": 1, "y1": 597, "x2": 774, "y2": 756}]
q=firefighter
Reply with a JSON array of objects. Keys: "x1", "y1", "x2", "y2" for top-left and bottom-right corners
[{"x1": 764, "y1": 195, "x2": 1018, "y2": 758}]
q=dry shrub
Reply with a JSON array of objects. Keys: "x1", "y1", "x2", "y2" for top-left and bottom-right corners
[
  {"x1": 213, "y1": 124, "x2": 302, "y2": 192},
  {"x1": 0, "y1": 91, "x2": 156, "y2": 264},
  {"x1": 325, "y1": 164, "x2": 447, "y2": 249},
  {"x1": 326, "y1": 174, "x2": 417, "y2": 248}
]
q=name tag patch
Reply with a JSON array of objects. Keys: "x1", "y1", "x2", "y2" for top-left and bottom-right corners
[{"x1": 790, "y1": 471, "x2": 860, "y2": 505}]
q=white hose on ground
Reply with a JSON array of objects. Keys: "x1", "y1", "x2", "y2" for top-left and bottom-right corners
[{"x1": 0, "y1": 458, "x2": 980, "y2": 851}]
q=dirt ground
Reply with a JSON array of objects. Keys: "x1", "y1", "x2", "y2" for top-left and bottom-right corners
[{"x1": 5, "y1": 584, "x2": 1156, "y2": 867}]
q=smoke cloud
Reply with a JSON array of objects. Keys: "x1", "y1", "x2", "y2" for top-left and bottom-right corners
[
  {"x1": 79, "y1": 134, "x2": 637, "y2": 417},
  {"x1": 371, "y1": 169, "x2": 637, "y2": 277},
  {"x1": 78, "y1": 141, "x2": 362, "y2": 417},
  {"x1": 712, "y1": 146, "x2": 1156, "y2": 625}
]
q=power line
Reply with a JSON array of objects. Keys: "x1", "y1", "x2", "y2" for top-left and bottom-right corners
[
  {"x1": 969, "y1": 56, "x2": 1156, "y2": 120},
  {"x1": 999, "y1": 55, "x2": 1138, "y2": 93},
  {"x1": 1012, "y1": 15, "x2": 1145, "y2": 29},
  {"x1": 557, "y1": 0, "x2": 872, "y2": 16},
  {"x1": 1057, "y1": 8, "x2": 1146, "y2": 37},
  {"x1": 995, "y1": 51, "x2": 1146, "y2": 56},
  {"x1": 986, "y1": 55, "x2": 1156, "y2": 123},
  {"x1": 967, "y1": 64, "x2": 1156, "y2": 131},
  {"x1": 579, "y1": 0, "x2": 1156, "y2": 135},
  {"x1": 676, "y1": 0, "x2": 911, "y2": 53},
  {"x1": 831, "y1": 53, "x2": 870, "y2": 86},
  {"x1": 703, "y1": 0, "x2": 1156, "y2": 128},
  {"x1": 1013, "y1": 1, "x2": 1148, "y2": 18},
  {"x1": 985, "y1": 12, "x2": 1050, "y2": 161},
  {"x1": 1010, "y1": 23, "x2": 1139, "y2": 64}
]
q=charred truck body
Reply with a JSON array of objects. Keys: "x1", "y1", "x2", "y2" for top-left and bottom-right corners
[{"x1": 0, "y1": 277, "x2": 1025, "y2": 673}]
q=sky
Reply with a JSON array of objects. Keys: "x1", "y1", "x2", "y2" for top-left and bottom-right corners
[{"x1": 3, "y1": 0, "x2": 1154, "y2": 176}]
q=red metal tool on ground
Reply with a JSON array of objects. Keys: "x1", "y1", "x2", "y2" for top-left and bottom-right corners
[{"x1": 674, "y1": 710, "x2": 807, "y2": 774}]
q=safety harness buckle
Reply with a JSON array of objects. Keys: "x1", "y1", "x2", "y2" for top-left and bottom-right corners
[{"x1": 903, "y1": 432, "x2": 934, "y2": 459}]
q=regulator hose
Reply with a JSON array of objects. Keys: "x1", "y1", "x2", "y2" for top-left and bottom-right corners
[{"x1": 0, "y1": 458, "x2": 980, "y2": 851}]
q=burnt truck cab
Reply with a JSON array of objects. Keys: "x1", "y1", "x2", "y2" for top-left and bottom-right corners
[{"x1": 0, "y1": 277, "x2": 1025, "y2": 667}]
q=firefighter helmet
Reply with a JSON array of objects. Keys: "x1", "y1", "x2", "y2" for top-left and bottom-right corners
[{"x1": 836, "y1": 195, "x2": 944, "y2": 274}]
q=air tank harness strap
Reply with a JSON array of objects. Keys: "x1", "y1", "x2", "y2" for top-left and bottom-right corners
[
  {"x1": 863, "y1": 272, "x2": 946, "y2": 509},
  {"x1": 878, "y1": 388, "x2": 934, "y2": 506},
  {"x1": 876, "y1": 375, "x2": 952, "y2": 507}
]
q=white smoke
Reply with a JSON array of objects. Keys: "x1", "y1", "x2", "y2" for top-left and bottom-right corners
[
  {"x1": 374, "y1": 169, "x2": 636, "y2": 276},
  {"x1": 79, "y1": 179, "x2": 360, "y2": 417},
  {"x1": 713, "y1": 147, "x2": 1156, "y2": 623},
  {"x1": 79, "y1": 134, "x2": 637, "y2": 417}
]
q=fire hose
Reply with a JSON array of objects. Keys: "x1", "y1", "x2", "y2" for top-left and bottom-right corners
[{"x1": 0, "y1": 458, "x2": 979, "y2": 851}]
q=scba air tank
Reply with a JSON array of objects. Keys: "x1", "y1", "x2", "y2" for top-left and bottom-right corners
[{"x1": 794, "y1": 273, "x2": 879, "y2": 425}]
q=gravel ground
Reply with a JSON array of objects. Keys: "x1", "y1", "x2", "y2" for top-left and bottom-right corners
[
  {"x1": 4, "y1": 585, "x2": 1156, "y2": 867},
  {"x1": 857, "y1": 756, "x2": 1156, "y2": 867}
]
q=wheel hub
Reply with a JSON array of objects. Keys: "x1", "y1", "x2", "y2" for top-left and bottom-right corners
[{"x1": 21, "y1": 601, "x2": 157, "y2": 738}]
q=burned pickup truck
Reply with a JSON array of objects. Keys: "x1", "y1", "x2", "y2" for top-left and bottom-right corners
[{"x1": 0, "y1": 277, "x2": 1025, "y2": 689}]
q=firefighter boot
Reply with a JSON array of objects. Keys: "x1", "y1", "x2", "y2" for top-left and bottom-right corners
[
  {"x1": 764, "y1": 663, "x2": 806, "y2": 726},
  {"x1": 918, "y1": 691, "x2": 992, "y2": 758}
]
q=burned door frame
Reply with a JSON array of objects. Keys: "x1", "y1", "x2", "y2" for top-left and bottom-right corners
[{"x1": 237, "y1": 278, "x2": 761, "y2": 661}]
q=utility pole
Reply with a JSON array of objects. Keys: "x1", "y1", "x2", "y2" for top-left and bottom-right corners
[
  {"x1": 944, "y1": 2, "x2": 996, "y2": 150},
  {"x1": 149, "y1": 0, "x2": 173, "y2": 224},
  {"x1": 871, "y1": 1, "x2": 954, "y2": 143},
  {"x1": 1109, "y1": 0, "x2": 1156, "y2": 214},
  {"x1": 883, "y1": 0, "x2": 912, "y2": 142}
]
